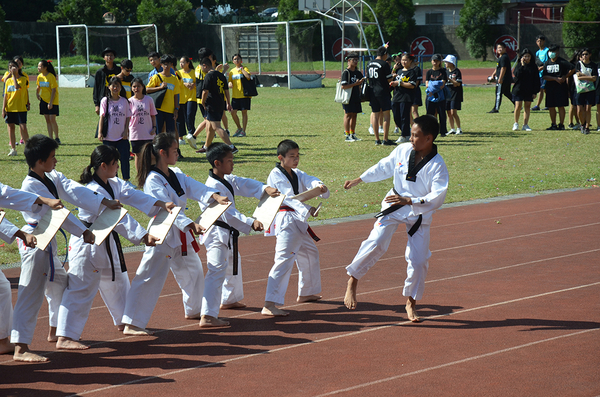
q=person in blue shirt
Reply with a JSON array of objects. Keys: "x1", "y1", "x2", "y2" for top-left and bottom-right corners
[{"x1": 532, "y1": 35, "x2": 549, "y2": 111}]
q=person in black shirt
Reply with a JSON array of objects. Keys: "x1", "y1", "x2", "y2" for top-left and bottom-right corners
[
  {"x1": 574, "y1": 48, "x2": 598, "y2": 135},
  {"x1": 443, "y1": 55, "x2": 463, "y2": 135},
  {"x1": 201, "y1": 58, "x2": 237, "y2": 153},
  {"x1": 489, "y1": 43, "x2": 514, "y2": 113},
  {"x1": 340, "y1": 53, "x2": 365, "y2": 142},
  {"x1": 366, "y1": 46, "x2": 395, "y2": 145},
  {"x1": 390, "y1": 53, "x2": 417, "y2": 143},
  {"x1": 512, "y1": 48, "x2": 540, "y2": 131},
  {"x1": 542, "y1": 45, "x2": 575, "y2": 130},
  {"x1": 93, "y1": 48, "x2": 120, "y2": 115},
  {"x1": 425, "y1": 54, "x2": 448, "y2": 137}
]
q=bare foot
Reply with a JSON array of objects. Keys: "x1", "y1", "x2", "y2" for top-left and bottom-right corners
[
  {"x1": 297, "y1": 295, "x2": 322, "y2": 303},
  {"x1": 0, "y1": 338, "x2": 14, "y2": 354},
  {"x1": 261, "y1": 304, "x2": 289, "y2": 317},
  {"x1": 220, "y1": 302, "x2": 247, "y2": 310},
  {"x1": 344, "y1": 277, "x2": 358, "y2": 310},
  {"x1": 185, "y1": 313, "x2": 201, "y2": 320},
  {"x1": 405, "y1": 297, "x2": 420, "y2": 323},
  {"x1": 199, "y1": 315, "x2": 230, "y2": 328},
  {"x1": 56, "y1": 337, "x2": 89, "y2": 350},
  {"x1": 13, "y1": 344, "x2": 48, "y2": 362},
  {"x1": 123, "y1": 325, "x2": 154, "y2": 336},
  {"x1": 117, "y1": 325, "x2": 125, "y2": 332},
  {"x1": 47, "y1": 326, "x2": 57, "y2": 342}
]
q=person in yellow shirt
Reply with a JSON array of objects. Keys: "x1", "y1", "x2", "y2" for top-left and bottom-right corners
[
  {"x1": 2, "y1": 60, "x2": 30, "y2": 156},
  {"x1": 3, "y1": 56, "x2": 28, "y2": 145},
  {"x1": 228, "y1": 54, "x2": 252, "y2": 137},
  {"x1": 36, "y1": 60, "x2": 60, "y2": 145},
  {"x1": 146, "y1": 54, "x2": 180, "y2": 134},
  {"x1": 176, "y1": 56, "x2": 197, "y2": 143},
  {"x1": 117, "y1": 59, "x2": 134, "y2": 99}
]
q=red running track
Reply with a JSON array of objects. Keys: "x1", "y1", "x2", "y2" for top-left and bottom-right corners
[{"x1": 1, "y1": 188, "x2": 599, "y2": 396}]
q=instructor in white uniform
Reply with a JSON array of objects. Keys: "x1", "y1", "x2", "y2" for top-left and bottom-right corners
[{"x1": 343, "y1": 115, "x2": 449, "y2": 321}]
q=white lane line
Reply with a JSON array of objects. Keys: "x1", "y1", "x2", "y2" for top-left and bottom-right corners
[
  {"x1": 61, "y1": 282, "x2": 600, "y2": 396},
  {"x1": 313, "y1": 327, "x2": 600, "y2": 396}
]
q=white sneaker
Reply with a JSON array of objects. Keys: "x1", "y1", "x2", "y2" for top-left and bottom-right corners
[
  {"x1": 178, "y1": 139, "x2": 186, "y2": 145},
  {"x1": 351, "y1": 133, "x2": 361, "y2": 141},
  {"x1": 522, "y1": 124, "x2": 532, "y2": 131},
  {"x1": 448, "y1": 128, "x2": 456, "y2": 135},
  {"x1": 184, "y1": 134, "x2": 198, "y2": 150},
  {"x1": 512, "y1": 122, "x2": 519, "y2": 131},
  {"x1": 378, "y1": 126, "x2": 384, "y2": 134},
  {"x1": 395, "y1": 136, "x2": 410, "y2": 143},
  {"x1": 393, "y1": 127, "x2": 400, "y2": 134},
  {"x1": 455, "y1": 128, "x2": 462, "y2": 135},
  {"x1": 7, "y1": 148, "x2": 16, "y2": 156},
  {"x1": 369, "y1": 126, "x2": 375, "y2": 135}
]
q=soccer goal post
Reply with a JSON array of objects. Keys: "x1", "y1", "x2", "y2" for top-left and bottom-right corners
[
  {"x1": 221, "y1": 20, "x2": 325, "y2": 89},
  {"x1": 55, "y1": 24, "x2": 159, "y2": 82}
]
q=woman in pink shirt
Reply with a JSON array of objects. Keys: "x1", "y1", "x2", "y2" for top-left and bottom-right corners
[{"x1": 128, "y1": 77, "x2": 157, "y2": 173}]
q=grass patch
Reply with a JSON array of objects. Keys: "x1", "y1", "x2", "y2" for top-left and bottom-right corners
[{"x1": 0, "y1": 79, "x2": 598, "y2": 264}]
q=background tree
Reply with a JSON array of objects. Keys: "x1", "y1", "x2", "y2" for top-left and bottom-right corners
[
  {"x1": 364, "y1": 0, "x2": 415, "y2": 54},
  {"x1": 0, "y1": 0, "x2": 55, "y2": 22},
  {"x1": 456, "y1": 0, "x2": 502, "y2": 61},
  {"x1": 0, "y1": 5, "x2": 11, "y2": 58},
  {"x1": 137, "y1": 0, "x2": 196, "y2": 54},
  {"x1": 563, "y1": 0, "x2": 600, "y2": 57},
  {"x1": 277, "y1": 0, "x2": 320, "y2": 61},
  {"x1": 102, "y1": 0, "x2": 142, "y2": 24},
  {"x1": 41, "y1": 0, "x2": 104, "y2": 56}
]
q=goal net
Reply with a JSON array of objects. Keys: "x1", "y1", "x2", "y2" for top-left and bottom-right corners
[{"x1": 221, "y1": 20, "x2": 325, "y2": 89}]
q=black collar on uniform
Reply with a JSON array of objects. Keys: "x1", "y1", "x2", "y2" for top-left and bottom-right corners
[
  {"x1": 93, "y1": 174, "x2": 115, "y2": 200},
  {"x1": 276, "y1": 164, "x2": 299, "y2": 195},
  {"x1": 209, "y1": 170, "x2": 234, "y2": 198},
  {"x1": 407, "y1": 144, "x2": 438, "y2": 183},
  {"x1": 28, "y1": 170, "x2": 59, "y2": 199},
  {"x1": 151, "y1": 166, "x2": 185, "y2": 197}
]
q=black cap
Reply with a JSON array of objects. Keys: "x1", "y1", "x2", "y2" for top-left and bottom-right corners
[
  {"x1": 431, "y1": 53, "x2": 442, "y2": 61},
  {"x1": 101, "y1": 47, "x2": 117, "y2": 57}
]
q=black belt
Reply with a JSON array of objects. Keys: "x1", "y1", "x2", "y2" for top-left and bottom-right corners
[
  {"x1": 374, "y1": 189, "x2": 423, "y2": 237},
  {"x1": 213, "y1": 220, "x2": 240, "y2": 275},
  {"x1": 82, "y1": 221, "x2": 126, "y2": 281}
]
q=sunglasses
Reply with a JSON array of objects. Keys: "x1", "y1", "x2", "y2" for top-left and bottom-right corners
[{"x1": 581, "y1": 53, "x2": 590, "y2": 56}]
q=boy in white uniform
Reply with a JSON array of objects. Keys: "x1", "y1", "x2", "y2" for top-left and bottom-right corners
[
  {"x1": 200, "y1": 143, "x2": 279, "y2": 327},
  {"x1": 12, "y1": 135, "x2": 121, "y2": 362},
  {"x1": 343, "y1": 115, "x2": 449, "y2": 321},
  {"x1": 56, "y1": 145, "x2": 175, "y2": 350},
  {"x1": 262, "y1": 139, "x2": 329, "y2": 317},
  {"x1": 0, "y1": 182, "x2": 63, "y2": 355}
]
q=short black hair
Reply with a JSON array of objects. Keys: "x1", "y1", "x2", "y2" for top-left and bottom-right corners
[
  {"x1": 377, "y1": 46, "x2": 388, "y2": 57},
  {"x1": 24, "y1": 134, "x2": 59, "y2": 169},
  {"x1": 160, "y1": 54, "x2": 171, "y2": 66},
  {"x1": 277, "y1": 139, "x2": 299, "y2": 157},
  {"x1": 121, "y1": 59, "x2": 133, "y2": 69},
  {"x1": 232, "y1": 53, "x2": 242, "y2": 61},
  {"x1": 198, "y1": 47, "x2": 213, "y2": 60},
  {"x1": 497, "y1": 42, "x2": 506, "y2": 48},
  {"x1": 413, "y1": 115, "x2": 439, "y2": 140},
  {"x1": 549, "y1": 44, "x2": 560, "y2": 52},
  {"x1": 201, "y1": 57, "x2": 212, "y2": 67},
  {"x1": 536, "y1": 35, "x2": 546, "y2": 41},
  {"x1": 206, "y1": 143, "x2": 233, "y2": 168},
  {"x1": 148, "y1": 52, "x2": 160, "y2": 59}
]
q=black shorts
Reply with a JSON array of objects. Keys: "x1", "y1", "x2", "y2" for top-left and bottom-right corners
[
  {"x1": 413, "y1": 87, "x2": 423, "y2": 106},
  {"x1": 4, "y1": 111, "x2": 27, "y2": 125},
  {"x1": 369, "y1": 94, "x2": 392, "y2": 112},
  {"x1": 39, "y1": 100, "x2": 59, "y2": 116},
  {"x1": 343, "y1": 101, "x2": 362, "y2": 114},
  {"x1": 574, "y1": 91, "x2": 596, "y2": 106},
  {"x1": 232, "y1": 98, "x2": 251, "y2": 111},
  {"x1": 545, "y1": 88, "x2": 569, "y2": 108},
  {"x1": 198, "y1": 103, "x2": 207, "y2": 118},
  {"x1": 512, "y1": 94, "x2": 533, "y2": 103},
  {"x1": 130, "y1": 139, "x2": 153, "y2": 154},
  {"x1": 206, "y1": 109, "x2": 223, "y2": 122},
  {"x1": 447, "y1": 100, "x2": 462, "y2": 110}
]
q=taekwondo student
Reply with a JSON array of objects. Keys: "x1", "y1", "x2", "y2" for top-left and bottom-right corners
[
  {"x1": 343, "y1": 115, "x2": 449, "y2": 322},
  {"x1": 55, "y1": 145, "x2": 175, "y2": 350},
  {"x1": 199, "y1": 143, "x2": 280, "y2": 327},
  {"x1": 0, "y1": 182, "x2": 62, "y2": 357},
  {"x1": 12, "y1": 135, "x2": 121, "y2": 362},
  {"x1": 121, "y1": 133, "x2": 229, "y2": 336}
]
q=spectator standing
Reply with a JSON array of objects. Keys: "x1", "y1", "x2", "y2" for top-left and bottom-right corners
[
  {"x1": 36, "y1": 60, "x2": 60, "y2": 144},
  {"x1": 128, "y1": 77, "x2": 157, "y2": 173},
  {"x1": 532, "y1": 35, "x2": 549, "y2": 111},
  {"x1": 574, "y1": 48, "x2": 598, "y2": 135},
  {"x1": 147, "y1": 54, "x2": 180, "y2": 135},
  {"x1": 488, "y1": 42, "x2": 513, "y2": 113},
  {"x1": 366, "y1": 46, "x2": 395, "y2": 145},
  {"x1": 117, "y1": 59, "x2": 134, "y2": 99},
  {"x1": 228, "y1": 54, "x2": 252, "y2": 137},
  {"x1": 176, "y1": 56, "x2": 197, "y2": 143},
  {"x1": 411, "y1": 56, "x2": 423, "y2": 125},
  {"x1": 567, "y1": 50, "x2": 582, "y2": 129},
  {"x1": 425, "y1": 54, "x2": 448, "y2": 137},
  {"x1": 542, "y1": 45, "x2": 575, "y2": 130},
  {"x1": 2, "y1": 60, "x2": 30, "y2": 156},
  {"x1": 93, "y1": 48, "x2": 120, "y2": 116},
  {"x1": 340, "y1": 52, "x2": 364, "y2": 142},
  {"x1": 390, "y1": 53, "x2": 417, "y2": 143},
  {"x1": 443, "y1": 55, "x2": 463, "y2": 135},
  {"x1": 512, "y1": 48, "x2": 540, "y2": 131}
]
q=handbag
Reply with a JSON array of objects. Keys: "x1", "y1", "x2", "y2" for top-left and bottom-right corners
[
  {"x1": 360, "y1": 80, "x2": 370, "y2": 102},
  {"x1": 148, "y1": 74, "x2": 167, "y2": 108},
  {"x1": 241, "y1": 75, "x2": 258, "y2": 97},
  {"x1": 98, "y1": 99, "x2": 109, "y2": 137},
  {"x1": 574, "y1": 61, "x2": 595, "y2": 94},
  {"x1": 334, "y1": 81, "x2": 351, "y2": 104}
]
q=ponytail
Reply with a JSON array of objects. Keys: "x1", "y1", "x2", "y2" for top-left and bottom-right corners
[
  {"x1": 40, "y1": 60, "x2": 56, "y2": 77},
  {"x1": 80, "y1": 145, "x2": 120, "y2": 184},
  {"x1": 137, "y1": 133, "x2": 178, "y2": 187}
]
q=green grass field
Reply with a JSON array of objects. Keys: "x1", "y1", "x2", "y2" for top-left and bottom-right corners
[{"x1": 0, "y1": 77, "x2": 598, "y2": 264}]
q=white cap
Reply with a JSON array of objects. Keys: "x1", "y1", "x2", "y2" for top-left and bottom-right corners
[{"x1": 443, "y1": 54, "x2": 457, "y2": 66}]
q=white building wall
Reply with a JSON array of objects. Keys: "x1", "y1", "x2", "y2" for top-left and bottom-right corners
[{"x1": 414, "y1": 6, "x2": 505, "y2": 26}]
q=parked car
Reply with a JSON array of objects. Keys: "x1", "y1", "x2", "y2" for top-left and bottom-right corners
[{"x1": 259, "y1": 7, "x2": 278, "y2": 17}]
